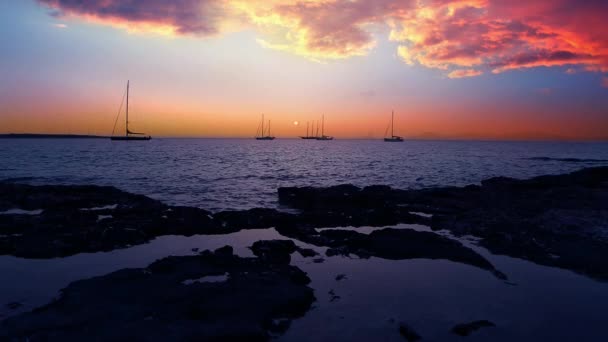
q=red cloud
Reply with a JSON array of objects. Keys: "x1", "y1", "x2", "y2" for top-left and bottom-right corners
[
  {"x1": 393, "y1": 0, "x2": 608, "y2": 76},
  {"x1": 37, "y1": 0, "x2": 608, "y2": 78}
]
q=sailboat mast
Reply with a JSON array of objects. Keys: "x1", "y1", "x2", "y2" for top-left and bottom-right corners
[
  {"x1": 306, "y1": 122, "x2": 309, "y2": 137},
  {"x1": 391, "y1": 110, "x2": 394, "y2": 137},
  {"x1": 261, "y1": 114, "x2": 264, "y2": 137},
  {"x1": 322, "y1": 115, "x2": 325, "y2": 136},
  {"x1": 268, "y1": 120, "x2": 271, "y2": 136},
  {"x1": 126, "y1": 81, "x2": 130, "y2": 137}
]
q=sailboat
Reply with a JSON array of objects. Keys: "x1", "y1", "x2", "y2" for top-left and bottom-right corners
[
  {"x1": 316, "y1": 115, "x2": 334, "y2": 140},
  {"x1": 384, "y1": 110, "x2": 403, "y2": 142},
  {"x1": 255, "y1": 114, "x2": 275, "y2": 140},
  {"x1": 300, "y1": 121, "x2": 316, "y2": 139},
  {"x1": 110, "y1": 81, "x2": 151, "y2": 141}
]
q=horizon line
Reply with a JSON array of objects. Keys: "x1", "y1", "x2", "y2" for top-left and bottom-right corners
[{"x1": 1, "y1": 133, "x2": 607, "y2": 143}]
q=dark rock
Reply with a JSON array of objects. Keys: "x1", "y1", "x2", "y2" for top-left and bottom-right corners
[
  {"x1": 265, "y1": 318, "x2": 292, "y2": 334},
  {"x1": 214, "y1": 245, "x2": 234, "y2": 257},
  {"x1": 328, "y1": 289, "x2": 340, "y2": 302},
  {"x1": 5, "y1": 302, "x2": 22, "y2": 310},
  {"x1": 399, "y1": 322, "x2": 421, "y2": 341},
  {"x1": 251, "y1": 240, "x2": 297, "y2": 264},
  {"x1": 250, "y1": 240, "x2": 319, "y2": 264},
  {"x1": 0, "y1": 248, "x2": 315, "y2": 341},
  {"x1": 335, "y1": 274, "x2": 347, "y2": 281},
  {"x1": 283, "y1": 226, "x2": 505, "y2": 279},
  {"x1": 297, "y1": 248, "x2": 318, "y2": 257},
  {"x1": 213, "y1": 208, "x2": 296, "y2": 230},
  {"x1": 4, "y1": 167, "x2": 608, "y2": 283},
  {"x1": 451, "y1": 320, "x2": 496, "y2": 336},
  {"x1": 278, "y1": 167, "x2": 608, "y2": 282}
]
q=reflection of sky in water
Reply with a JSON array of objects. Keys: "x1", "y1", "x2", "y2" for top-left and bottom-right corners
[
  {"x1": 1, "y1": 225, "x2": 607, "y2": 341},
  {"x1": 1, "y1": 139, "x2": 608, "y2": 211}
]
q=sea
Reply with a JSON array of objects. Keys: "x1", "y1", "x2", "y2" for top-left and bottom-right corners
[
  {"x1": 1, "y1": 138, "x2": 608, "y2": 341},
  {"x1": 1, "y1": 138, "x2": 608, "y2": 211}
]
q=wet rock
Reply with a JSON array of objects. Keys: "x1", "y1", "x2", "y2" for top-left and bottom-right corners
[
  {"x1": 279, "y1": 167, "x2": 608, "y2": 282},
  {"x1": 451, "y1": 320, "x2": 496, "y2": 336},
  {"x1": 328, "y1": 289, "x2": 340, "y2": 302},
  {"x1": 282, "y1": 226, "x2": 506, "y2": 279},
  {"x1": 214, "y1": 245, "x2": 234, "y2": 257},
  {"x1": 5, "y1": 302, "x2": 22, "y2": 310},
  {"x1": 297, "y1": 248, "x2": 318, "y2": 257},
  {"x1": 399, "y1": 322, "x2": 421, "y2": 341},
  {"x1": 335, "y1": 274, "x2": 347, "y2": 281},
  {"x1": 251, "y1": 240, "x2": 297, "y2": 264},
  {"x1": 0, "y1": 246, "x2": 315, "y2": 341},
  {"x1": 213, "y1": 208, "x2": 296, "y2": 230},
  {"x1": 250, "y1": 240, "x2": 319, "y2": 264},
  {"x1": 266, "y1": 318, "x2": 292, "y2": 334},
  {"x1": 4, "y1": 167, "x2": 608, "y2": 283}
]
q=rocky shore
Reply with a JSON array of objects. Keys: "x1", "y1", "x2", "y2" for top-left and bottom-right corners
[
  {"x1": 1, "y1": 167, "x2": 607, "y2": 340},
  {"x1": 0, "y1": 246, "x2": 314, "y2": 341},
  {"x1": 1, "y1": 167, "x2": 607, "y2": 281}
]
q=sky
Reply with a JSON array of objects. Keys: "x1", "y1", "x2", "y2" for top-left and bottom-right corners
[{"x1": 0, "y1": 0, "x2": 607, "y2": 140}]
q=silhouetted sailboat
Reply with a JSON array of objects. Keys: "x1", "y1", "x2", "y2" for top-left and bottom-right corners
[
  {"x1": 384, "y1": 110, "x2": 403, "y2": 142},
  {"x1": 316, "y1": 115, "x2": 334, "y2": 140},
  {"x1": 301, "y1": 121, "x2": 316, "y2": 139},
  {"x1": 110, "y1": 81, "x2": 151, "y2": 141},
  {"x1": 255, "y1": 114, "x2": 275, "y2": 140}
]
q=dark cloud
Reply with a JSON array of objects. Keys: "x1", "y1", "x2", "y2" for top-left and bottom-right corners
[{"x1": 39, "y1": 0, "x2": 225, "y2": 35}]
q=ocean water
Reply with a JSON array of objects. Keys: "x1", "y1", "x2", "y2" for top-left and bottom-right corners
[
  {"x1": 1, "y1": 138, "x2": 608, "y2": 341},
  {"x1": 1, "y1": 138, "x2": 607, "y2": 211}
]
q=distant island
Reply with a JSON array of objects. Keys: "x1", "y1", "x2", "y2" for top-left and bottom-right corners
[{"x1": 0, "y1": 134, "x2": 109, "y2": 139}]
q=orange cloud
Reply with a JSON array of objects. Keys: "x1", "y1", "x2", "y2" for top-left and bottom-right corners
[
  {"x1": 447, "y1": 69, "x2": 482, "y2": 78},
  {"x1": 38, "y1": 0, "x2": 608, "y2": 76}
]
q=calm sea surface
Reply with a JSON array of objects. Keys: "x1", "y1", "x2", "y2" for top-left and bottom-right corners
[
  {"x1": 1, "y1": 138, "x2": 608, "y2": 341},
  {"x1": 1, "y1": 138, "x2": 607, "y2": 211}
]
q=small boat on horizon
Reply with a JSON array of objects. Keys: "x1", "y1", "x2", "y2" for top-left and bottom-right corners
[
  {"x1": 316, "y1": 115, "x2": 334, "y2": 141},
  {"x1": 300, "y1": 121, "x2": 316, "y2": 139},
  {"x1": 255, "y1": 114, "x2": 275, "y2": 140},
  {"x1": 384, "y1": 110, "x2": 403, "y2": 142},
  {"x1": 110, "y1": 81, "x2": 151, "y2": 141}
]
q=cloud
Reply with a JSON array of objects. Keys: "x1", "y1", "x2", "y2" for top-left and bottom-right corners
[
  {"x1": 391, "y1": 0, "x2": 608, "y2": 77},
  {"x1": 447, "y1": 69, "x2": 482, "y2": 78},
  {"x1": 38, "y1": 0, "x2": 229, "y2": 36},
  {"x1": 52, "y1": 23, "x2": 67, "y2": 29},
  {"x1": 37, "y1": 0, "x2": 608, "y2": 79},
  {"x1": 241, "y1": 0, "x2": 409, "y2": 60}
]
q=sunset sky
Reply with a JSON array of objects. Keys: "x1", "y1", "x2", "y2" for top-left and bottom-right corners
[{"x1": 1, "y1": 0, "x2": 607, "y2": 140}]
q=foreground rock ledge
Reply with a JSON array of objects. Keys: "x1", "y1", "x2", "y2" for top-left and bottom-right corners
[
  {"x1": 279, "y1": 167, "x2": 608, "y2": 281},
  {"x1": 1, "y1": 167, "x2": 607, "y2": 282},
  {"x1": 0, "y1": 247, "x2": 315, "y2": 341}
]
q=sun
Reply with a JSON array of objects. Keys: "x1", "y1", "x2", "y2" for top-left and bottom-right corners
[{"x1": 293, "y1": 121, "x2": 299, "y2": 126}]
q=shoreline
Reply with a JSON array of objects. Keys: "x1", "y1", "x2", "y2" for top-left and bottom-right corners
[{"x1": 1, "y1": 167, "x2": 607, "y2": 340}]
